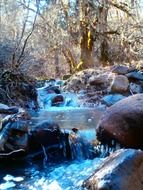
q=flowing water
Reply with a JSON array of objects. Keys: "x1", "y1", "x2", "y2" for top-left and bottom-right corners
[
  {"x1": 0, "y1": 157, "x2": 103, "y2": 190},
  {"x1": 0, "y1": 84, "x2": 105, "y2": 190},
  {"x1": 0, "y1": 108, "x2": 104, "y2": 190}
]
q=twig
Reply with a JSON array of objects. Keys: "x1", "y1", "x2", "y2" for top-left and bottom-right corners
[{"x1": 0, "y1": 149, "x2": 25, "y2": 156}]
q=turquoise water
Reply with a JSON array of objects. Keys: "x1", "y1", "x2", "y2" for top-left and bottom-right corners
[{"x1": 0, "y1": 158, "x2": 103, "y2": 190}]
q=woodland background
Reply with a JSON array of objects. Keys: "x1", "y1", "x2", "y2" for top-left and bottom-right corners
[{"x1": 0, "y1": 0, "x2": 143, "y2": 78}]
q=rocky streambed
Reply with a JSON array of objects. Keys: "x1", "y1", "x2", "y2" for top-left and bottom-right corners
[
  {"x1": 62, "y1": 65, "x2": 143, "y2": 107},
  {"x1": 1, "y1": 65, "x2": 143, "y2": 189}
]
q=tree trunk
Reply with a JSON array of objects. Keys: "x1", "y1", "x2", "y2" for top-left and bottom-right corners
[
  {"x1": 62, "y1": 48, "x2": 76, "y2": 74},
  {"x1": 54, "y1": 48, "x2": 60, "y2": 78},
  {"x1": 79, "y1": 28, "x2": 94, "y2": 70},
  {"x1": 98, "y1": 0, "x2": 109, "y2": 66},
  {"x1": 78, "y1": 0, "x2": 94, "y2": 71}
]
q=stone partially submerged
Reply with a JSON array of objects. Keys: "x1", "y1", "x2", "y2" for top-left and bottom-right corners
[
  {"x1": 83, "y1": 149, "x2": 143, "y2": 190},
  {"x1": 0, "y1": 115, "x2": 71, "y2": 161},
  {"x1": 96, "y1": 94, "x2": 143, "y2": 148},
  {"x1": 0, "y1": 110, "x2": 31, "y2": 157}
]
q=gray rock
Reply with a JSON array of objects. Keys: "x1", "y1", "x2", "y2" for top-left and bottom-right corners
[
  {"x1": 102, "y1": 94, "x2": 126, "y2": 106},
  {"x1": 112, "y1": 65, "x2": 129, "y2": 75},
  {"x1": 126, "y1": 71, "x2": 143, "y2": 80},
  {"x1": 83, "y1": 149, "x2": 143, "y2": 190},
  {"x1": 129, "y1": 83, "x2": 143, "y2": 94}
]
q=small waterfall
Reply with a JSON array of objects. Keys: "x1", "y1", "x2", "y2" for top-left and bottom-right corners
[
  {"x1": 65, "y1": 129, "x2": 120, "y2": 161},
  {"x1": 67, "y1": 129, "x2": 96, "y2": 160}
]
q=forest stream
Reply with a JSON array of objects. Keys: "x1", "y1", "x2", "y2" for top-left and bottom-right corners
[
  {"x1": 0, "y1": 84, "x2": 104, "y2": 190},
  {"x1": 1, "y1": 0, "x2": 143, "y2": 189}
]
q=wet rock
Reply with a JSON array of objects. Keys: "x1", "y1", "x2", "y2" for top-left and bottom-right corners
[
  {"x1": 37, "y1": 86, "x2": 62, "y2": 108},
  {"x1": 51, "y1": 95, "x2": 64, "y2": 106},
  {"x1": 29, "y1": 121, "x2": 61, "y2": 145},
  {"x1": 111, "y1": 75, "x2": 129, "y2": 93},
  {"x1": 3, "y1": 121, "x2": 29, "y2": 152},
  {"x1": 102, "y1": 94, "x2": 126, "y2": 106},
  {"x1": 112, "y1": 65, "x2": 129, "y2": 75},
  {"x1": 126, "y1": 71, "x2": 143, "y2": 81},
  {"x1": 96, "y1": 94, "x2": 143, "y2": 148},
  {"x1": 28, "y1": 121, "x2": 62, "y2": 156},
  {"x1": 129, "y1": 83, "x2": 143, "y2": 94},
  {"x1": 0, "y1": 106, "x2": 19, "y2": 115},
  {"x1": 0, "y1": 110, "x2": 30, "y2": 154},
  {"x1": 83, "y1": 149, "x2": 143, "y2": 190},
  {"x1": 0, "y1": 117, "x2": 71, "y2": 161},
  {"x1": 1, "y1": 109, "x2": 31, "y2": 130},
  {"x1": 89, "y1": 74, "x2": 108, "y2": 85},
  {"x1": 0, "y1": 104, "x2": 18, "y2": 115}
]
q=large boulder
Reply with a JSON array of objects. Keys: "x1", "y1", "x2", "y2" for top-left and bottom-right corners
[
  {"x1": 111, "y1": 75, "x2": 129, "y2": 93},
  {"x1": 83, "y1": 149, "x2": 143, "y2": 190},
  {"x1": 28, "y1": 121, "x2": 73, "y2": 161},
  {"x1": 28, "y1": 121, "x2": 66, "y2": 161},
  {"x1": 96, "y1": 94, "x2": 143, "y2": 148},
  {"x1": 0, "y1": 117, "x2": 71, "y2": 161},
  {"x1": 29, "y1": 121, "x2": 61, "y2": 149}
]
